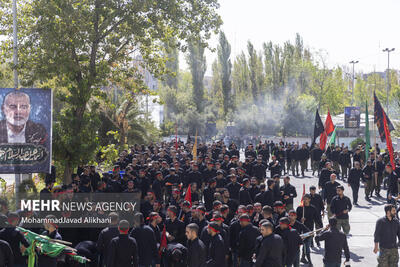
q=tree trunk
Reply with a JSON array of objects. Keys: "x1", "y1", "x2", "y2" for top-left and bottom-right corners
[{"x1": 63, "y1": 161, "x2": 72, "y2": 185}]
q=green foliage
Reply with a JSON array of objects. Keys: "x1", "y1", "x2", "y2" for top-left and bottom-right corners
[
  {"x1": 0, "y1": 0, "x2": 221, "y2": 182},
  {"x1": 99, "y1": 145, "x2": 118, "y2": 172},
  {"x1": 160, "y1": 121, "x2": 176, "y2": 136},
  {"x1": 350, "y1": 137, "x2": 365, "y2": 150},
  {"x1": 217, "y1": 32, "x2": 232, "y2": 117},
  {"x1": 187, "y1": 40, "x2": 207, "y2": 113}
]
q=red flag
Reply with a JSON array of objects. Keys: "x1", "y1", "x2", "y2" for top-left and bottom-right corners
[
  {"x1": 319, "y1": 110, "x2": 335, "y2": 150},
  {"x1": 324, "y1": 111, "x2": 335, "y2": 134},
  {"x1": 319, "y1": 132, "x2": 327, "y2": 150},
  {"x1": 159, "y1": 225, "x2": 167, "y2": 255},
  {"x1": 299, "y1": 184, "x2": 306, "y2": 207},
  {"x1": 184, "y1": 184, "x2": 192, "y2": 207},
  {"x1": 383, "y1": 113, "x2": 395, "y2": 169}
]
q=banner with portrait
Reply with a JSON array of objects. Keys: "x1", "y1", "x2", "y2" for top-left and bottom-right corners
[
  {"x1": 0, "y1": 88, "x2": 52, "y2": 173},
  {"x1": 344, "y1": 106, "x2": 360, "y2": 128}
]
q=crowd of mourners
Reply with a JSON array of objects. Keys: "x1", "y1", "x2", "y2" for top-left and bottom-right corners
[{"x1": 1, "y1": 138, "x2": 400, "y2": 267}]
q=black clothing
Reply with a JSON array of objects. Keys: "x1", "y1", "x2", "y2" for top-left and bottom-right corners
[
  {"x1": 254, "y1": 234, "x2": 284, "y2": 267},
  {"x1": 310, "y1": 193, "x2": 324, "y2": 215},
  {"x1": 252, "y1": 164, "x2": 267, "y2": 180},
  {"x1": 339, "y1": 152, "x2": 351, "y2": 166},
  {"x1": 311, "y1": 148, "x2": 323, "y2": 162},
  {"x1": 202, "y1": 169, "x2": 217, "y2": 184},
  {"x1": 316, "y1": 228, "x2": 350, "y2": 263},
  {"x1": 226, "y1": 182, "x2": 241, "y2": 201},
  {"x1": 348, "y1": 168, "x2": 362, "y2": 185},
  {"x1": 206, "y1": 234, "x2": 225, "y2": 267},
  {"x1": 260, "y1": 188, "x2": 275, "y2": 207},
  {"x1": 187, "y1": 238, "x2": 207, "y2": 267},
  {"x1": 238, "y1": 224, "x2": 261, "y2": 261},
  {"x1": 97, "y1": 226, "x2": 120, "y2": 265},
  {"x1": 330, "y1": 195, "x2": 352, "y2": 220},
  {"x1": 0, "y1": 227, "x2": 29, "y2": 264},
  {"x1": 290, "y1": 220, "x2": 310, "y2": 235},
  {"x1": 107, "y1": 234, "x2": 138, "y2": 267},
  {"x1": 374, "y1": 216, "x2": 400, "y2": 249},
  {"x1": 163, "y1": 243, "x2": 188, "y2": 267},
  {"x1": 279, "y1": 183, "x2": 297, "y2": 206},
  {"x1": 130, "y1": 224, "x2": 159, "y2": 265},
  {"x1": 324, "y1": 181, "x2": 340, "y2": 203},
  {"x1": 387, "y1": 171, "x2": 399, "y2": 196},
  {"x1": 298, "y1": 148, "x2": 310, "y2": 161},
  {"x1": 319, "y1": 168, "x2": 335, "y2": 188},
  {"x1": 0, "y1": 239, "x2": 13, "y2": 267},
  {"x1": 296, "y1": 204, "x2": 323, "y2": 230},
  {"x1": 229, "y1": 219, "x2": 241, "y2": 253},
  {"x1": 203, "y1": 186, "x2": 216, "y2": 211},
  {"x1": 239, "y1": 187, "x2": 253, "y2": 205},
  {"x1": 166, "y1": 218, "x2": 186, "y2": 244},
  {"x1": 275, "y1": 227, "x2": 302, "y2": 265},
  {"x1": 187, "y1": 171, "x2": 203, "y2": 187},
  {"x1": 268, "y1": 161, "x2": 281, "y2": 177},
  {"x1": 362, "y1": 165, "x2": 374, "y2": 182}
]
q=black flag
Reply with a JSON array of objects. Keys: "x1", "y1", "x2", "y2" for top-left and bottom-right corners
[
  {"x1": 313, "y1": 109, "x2": 324, "y2": 144},
  {"x1": 374, "y1": 92, "x2": 394, "y2": 142}
]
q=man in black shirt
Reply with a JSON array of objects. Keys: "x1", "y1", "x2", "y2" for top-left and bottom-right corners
[
  {"x1": 309, "y1": 186, "x2": 324, "y2": 217},
  {"x1": 186, "y1": 223, "x2": 206, "y2": 267},
  {"x1": 0, "y1": 213, "x2": 29, "y2": 267},
  {"x1": 373, "y1": 155, "x2": 385, "y2": 197},
  {"x1": 311, "y1": 144, "x2": 323, "y2": 176},
  {"x1": 280, "y1": 176, "x2": 297, "y2": 211},
  {"x1": 348, "y1": 161, "x2": 362, "y2": 205},
  {"x1": 130, "y1": 213, "x2": 159, "y2": 267},
  {"x1": 324, "y1": 173, "x2": 340, "y2": 218},
  {"x1": 330, "y1": 186, "x2": 352, "y2": 235},
  {"x1": 254, "y1": 222, "x2": 284, "y2": 267},
  {"x1": 374, "y1": 204, "x2": 400, "y2": 267},
  {"x1": 107, "y1": 220, "x2": 139, "y2": 267},
  {"x1": 206, "y1": 222, "x2": 225, "y2": 267},
  {"x1": 315, "y1": 217, "x2": 350, "y2": 267},
  {"x1": 339, "y1": 147, "x2": 352, "y2": 179},
  {"x1": 237, "y1": 214, "x2": 261, "y2": 267},
  {"x1": 268, "y1": 155, "x2": 281, "y2": 178},
  {"x1": 166, "y1": 206, "x2": 186, "y2": 245},
  {"x1": 97, "y1": 212, "x2": 120, "y2": 267}
]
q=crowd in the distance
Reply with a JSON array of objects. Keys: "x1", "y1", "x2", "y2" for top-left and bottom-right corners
[{"x1": 0, "y1": 138, "x2": 399, "y2": 267}]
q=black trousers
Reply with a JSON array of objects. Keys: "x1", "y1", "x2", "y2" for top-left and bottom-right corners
[{"x1": 350, "y1": 183, "x2": 359, "y2": 204}]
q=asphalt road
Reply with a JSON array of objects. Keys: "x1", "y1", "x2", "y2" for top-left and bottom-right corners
[
  {"x1": 237, "y1": 150, "x2": 384, "y2": 266},
  {"x1": 281, "y1": 166, "x2": 384, "y2": 267}
]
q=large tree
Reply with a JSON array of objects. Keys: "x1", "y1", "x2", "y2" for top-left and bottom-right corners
[
  {"x1": 247, "y1": 41, "x2": 264, "y2": 102},
  {"x1": 217, "y1": 31, "x2": 232, "y2": 116},
  {"x1": 187, "y1": 39, "x2": 207, "y2": 113},
  {"x1": 162, "y1": 38, "x2": 179, "y2": 90},
  {"x1": 0, "y1": 0, "x2": 221, "y2": 182}
]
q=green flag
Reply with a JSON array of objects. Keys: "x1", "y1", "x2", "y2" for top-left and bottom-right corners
[
  {"x1": 329, "y1": 127, "x2": 337, "y2": 145},
  {"x1": 365, "y1": 101, "x2": 371, "y2": 160}
]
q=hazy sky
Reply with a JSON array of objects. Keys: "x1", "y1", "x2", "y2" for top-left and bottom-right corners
[{"x1": 191, "y1": 0, "x2": 400, "y2": 75}]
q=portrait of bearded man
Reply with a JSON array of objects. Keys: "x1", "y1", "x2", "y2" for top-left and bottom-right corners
[{"x1": 0, "y1": 91, "x2": 48, "y2": 145}]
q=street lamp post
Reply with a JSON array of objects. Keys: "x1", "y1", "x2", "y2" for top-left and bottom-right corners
[
  {"x1": 12, "y1": 0, "x2": 21, "y2": 196},
  {"x1": 349, "y1": 60, "x2": 359, "y2": 106},
  {"x1": 382, "y1": 48, "x2": 395, "y2": 114}
]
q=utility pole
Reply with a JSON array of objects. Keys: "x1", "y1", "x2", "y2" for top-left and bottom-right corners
[
  {"x1": 349, "y1": 60, "x2": 359, "y2": 106},
  {"x1": 12, "y1": 0, "x2": 21, "y2": 196},
  {"x1": 382, "y1": 48, "x2": 395, "y2": 115},
  {"x1": 13, "y1": 0, "x2": 18, "y2": 88}
]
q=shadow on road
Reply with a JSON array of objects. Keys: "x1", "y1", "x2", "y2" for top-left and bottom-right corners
[{"x1": 350, "y1": 251, "x2": 365, "y2": 262}]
